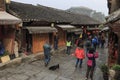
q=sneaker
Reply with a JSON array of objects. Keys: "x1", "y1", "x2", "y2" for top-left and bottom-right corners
[
  {"x1": 45, "y1": 63, "x2": 48, "y2": 67},
  {"x1": 45, "y1": 63, "x2": 47, "y2": 67}
]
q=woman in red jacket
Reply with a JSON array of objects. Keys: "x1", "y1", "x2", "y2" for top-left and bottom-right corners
[{"x1": 74, "y1": 44, "x2": 85, "y2": 68}]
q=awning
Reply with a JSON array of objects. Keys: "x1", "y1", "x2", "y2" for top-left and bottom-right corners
[
  {"x1": 24, "y1": 26, "x2": 57, "y2": 34},
  {"x1": 102, "y1": 27, "x2": 109, "y2": 31},
  {"x1": 67, "y1": 28, "x2": 83, "y2": 32},
  {"x1": 87, "y1": 28, "x2": 100, "y2": 30},
  {"x1": 0, "y1": 11, "x2": 22, "y2": 25},
  {"x1": 57, "y1": 25, "x2": 76, "y2": 31}
]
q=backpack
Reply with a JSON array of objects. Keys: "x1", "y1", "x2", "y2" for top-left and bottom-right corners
[
  {"x1": 85, "y1": 40, "x2": 91, "y2": 47},
  {"x1": 92, "y1": 38, "x2": 98, "y2": 44}
]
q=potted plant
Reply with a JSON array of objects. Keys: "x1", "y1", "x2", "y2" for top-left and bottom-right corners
[
  {"x1": 112, "y1": 64, "x2": 120, "y2": 80},
  {"x1": 100, "y1": 64, "x2": 109, "y2": 80}
]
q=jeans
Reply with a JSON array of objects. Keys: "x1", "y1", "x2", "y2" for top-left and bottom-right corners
[
  {"x1": 66, "y1": 46, "x2": 71, "y2": 55},
  {"x1": 44, "y1": 54, "x2": 50, "y2": 64},
  {"x1": 75, "y1": 59, "x2": 83, "y2": 67}
]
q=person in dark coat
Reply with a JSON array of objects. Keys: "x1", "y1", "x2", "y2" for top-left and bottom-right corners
[
  {"x1": 54, "y1": 33, "x2": 59, "y2": 50},
  {"x1": 43, "y1": 41, "x2": 52, "y2": 67},
  {"x1": 0, "y1": 41, "x2": 5, "y2": 56},
  {"x1": 85, "y1": 36, "x2": 92, "y2": 54}
]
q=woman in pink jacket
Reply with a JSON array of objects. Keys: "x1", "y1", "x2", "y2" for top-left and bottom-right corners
[
  {"x1": 85, "y1": 47, "x2": 99, "y2": 80},
  {"x1": 74, "y1": 44, "x2": 85, "y2": 68}
]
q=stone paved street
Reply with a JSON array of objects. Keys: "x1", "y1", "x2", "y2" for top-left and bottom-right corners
[{"x1": 0, "y1": 47, "x2": 108, "y2": 80}]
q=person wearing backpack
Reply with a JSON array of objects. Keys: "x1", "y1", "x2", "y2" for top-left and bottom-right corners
[
  {"x1": 92, "y1": 36, "x2": 98, "y2": 50},
  {"x1": 85, "y1": 36, "x2": 92, "y2": 54},
  {"x1": 85, "y1": 47, "x2": 99, "y2": 80}
]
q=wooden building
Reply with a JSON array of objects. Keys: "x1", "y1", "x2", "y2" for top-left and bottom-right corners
[
  {"x1": 107, "y1": 0, "x2": 120, "y2": 67},
  {"x1": 23, "y1": 25, "x2": 57, "y2": 54},
  {"x1": 9, "y1": 1, "x2": 101, "y2": 54},
  {"x1": 55, "y1": 25, "x2": 76, "y2": 47},
  {"x1": 107, "y1": 0, "x2": 120, "y2": 14},
  {"x1": 9, "y1": 2, "x2": 66, "y2": 53},
  {"x1": 71, "y1": 15, "x2": 101, "y2": 39},
  {"x1": 0, "y1": 0, "x2": 21, "y2": 56},
  {"x1": 37, "y1": 3, "x2": 101, "y2": 41}
]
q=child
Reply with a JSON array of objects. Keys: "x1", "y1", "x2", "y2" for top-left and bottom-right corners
[{"x1": 85, "y1": 47, "x2": 98, "y2": 80}]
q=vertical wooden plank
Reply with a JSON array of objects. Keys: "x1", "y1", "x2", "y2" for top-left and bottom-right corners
[
  {"x1": 57, "y1": 28, "x2": 66, "y2": 47},
  {"x1": 3, "y1": 28, "x2": 15, "y2": 54},
  {"x1": 39, "y1": 33, "x2": 49, "y2": 52},
  {"x1": 32, "y1": 33, "x2": 49, "y2": 53}
]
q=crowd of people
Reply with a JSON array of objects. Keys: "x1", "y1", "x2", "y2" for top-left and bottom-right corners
[
  {"x1": 43, "y1": 32, "x2": 107, "y2": 80},
  {"x1": 73, "y1": 35, "x2": 99, "y2": 80},
  {"x1": 73, "y1": 32, "x2": 107, "y2": 80}
]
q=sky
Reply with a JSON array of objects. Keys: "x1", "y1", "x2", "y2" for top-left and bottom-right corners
[{"x1": 12, "y1": 0, "x2": 108, "y2": 16}]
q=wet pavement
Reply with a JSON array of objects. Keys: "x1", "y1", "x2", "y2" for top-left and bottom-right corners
[{"x1": 0, "y1": 47, "x2": 108, "y2": 80}]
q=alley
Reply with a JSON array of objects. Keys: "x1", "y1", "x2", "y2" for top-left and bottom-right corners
[{"x1": 0, "y1": 47, "x2": 108, "y2": 80}]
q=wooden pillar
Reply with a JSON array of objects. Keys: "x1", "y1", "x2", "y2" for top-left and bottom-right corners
[{"x1": 117, "y1": 32, "x2": 120, "y2": 64}]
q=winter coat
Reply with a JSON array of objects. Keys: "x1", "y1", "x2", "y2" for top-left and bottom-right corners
[
  {"x1": 74, "y1": 48, "x2": 85, "y2": 59},
  {"x1": 87, "y1": 52, "x2": 98, "y2": 67},
  {"x1": 85, "y1": 39, "x2": 92, "y2": 50},
  {"x1": 43, "y1": 43, "x2": 51, "y2": 55}
]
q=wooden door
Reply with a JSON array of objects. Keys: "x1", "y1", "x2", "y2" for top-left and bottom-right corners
[
  {"x1": 32, "y1": 33, "x2": 49, "y2": 53},
  {"x1": 57, "y1": 28, "x2": 66, "y2": 47}
]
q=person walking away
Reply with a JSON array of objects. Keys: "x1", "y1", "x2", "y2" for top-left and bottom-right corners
[
  {"x1": 43, "y1": 41, "x2": 52, "y2": 67},
  {"x1": 101, "y1": 36, "x2": 105, "y2": 48},
  {"x1": 74, "y1": 44, "x2": 85, "y2": 68},
  {"x1": 85, "y1": 36, "x2": 92, "y2": 54},
  {"x1": 86, "y1": 47, "x2": 99, "y2": 80},
  {"x1": 75, "y1": 38, "x2": 81, "y2": 46},
  {"x1": 92, "y1": 36, "x2": 98, "y2": 50},
  {"x1": 66, "y1": 38, "x2": 72, "y2": 55}
]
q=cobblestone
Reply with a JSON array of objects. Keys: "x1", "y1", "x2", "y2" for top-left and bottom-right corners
[{"x1": 0, "y1": 47, "x2": 108, "y2": 80}]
